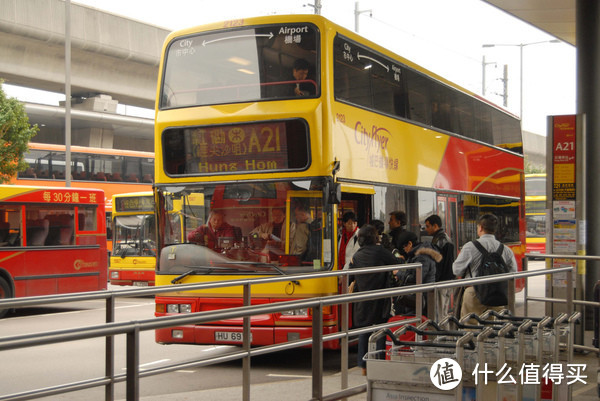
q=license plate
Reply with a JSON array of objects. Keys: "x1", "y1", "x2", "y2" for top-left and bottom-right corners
[
  {"x1": 214, "y1": 331, "x2": 244, "y2": 342},
  {"x1": 133, "y1": 281, "x2": 148, "y2": 287}
]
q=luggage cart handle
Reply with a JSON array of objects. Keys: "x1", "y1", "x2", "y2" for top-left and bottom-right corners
[
  {"x1": 395, "y1": 324, "x2": 465, "y2": 339},
  {"x1": 460, "y1": 312, "x2": 511, "y2": 327},
  {"x1": 555, "y1": 312, "x2": 569, "y2": 325},
  {"x1": 568, "y1": 311, "x2": 581, "y2": 324},
  {"x1": 416, "y1": 319, "x2": 444, "y2": 332},
  {"x1": 443, "y1": 315, "x2": 520, "y2": 336},
  {"x1": 383, "y1": 328, "x2": 477, "y2": 349},
  {"x1": 386, "y1": 338, "x2": 476, "y2": 350},
  {"x1": 487, "y1": 310, "x2": 574, "y2": 329}
]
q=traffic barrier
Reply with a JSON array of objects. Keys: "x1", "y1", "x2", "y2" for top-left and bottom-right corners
[{"x1": 0, "y1": 259, "x2": 578, "y2": 401}]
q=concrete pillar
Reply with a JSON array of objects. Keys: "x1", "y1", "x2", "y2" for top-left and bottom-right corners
[{"x1": 576, "y1": 0, "x2": 600, "y2": 310}]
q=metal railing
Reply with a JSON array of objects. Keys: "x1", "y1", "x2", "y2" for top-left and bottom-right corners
[
  {"x1": 523, "y1": 253, "x2": 600, "y2": 354},
  {"x1": 0, "y1": 261, "x2": 576, "y2": 401}
]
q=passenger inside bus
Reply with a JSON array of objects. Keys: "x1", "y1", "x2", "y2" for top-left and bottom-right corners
[
  {"x1": 289, "y1": 204, "x2": 313, "y2": 256},
  {"x1": 37, "y1": 170, "x2": 51, "y2": 179},
  {"x1": 22, "y1": 168, "x2": 36, "y2": 178},
  {"x1": 187, "y1": 210, "x2": 242, "y2": 250},
  {"x1": 287, "y1": 58, "x2": 315, "y2": 97},
  {"x1": 249, "y1": 207, "x2": 286, "y2": 250}
]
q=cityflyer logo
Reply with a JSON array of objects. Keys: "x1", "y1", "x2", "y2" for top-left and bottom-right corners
[
  {"x1": 74, "y1": 259, "x2": 99, "y2": 270},
  {"x1": 430, "y1": 358, "x2": 462, "y2": 390}
]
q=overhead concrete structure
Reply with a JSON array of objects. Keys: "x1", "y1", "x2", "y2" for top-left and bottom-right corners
[
  {"x1": 0, "y1": 0, "x2": 166, "y2": 150},
  {"x1": 0, "y1": 0, "x2": 167, "y2": 109},
  {"x1": 483, "y1": 0, "x2": 576, "y2": 46}
]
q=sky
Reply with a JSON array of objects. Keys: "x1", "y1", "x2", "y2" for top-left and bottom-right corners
[{"x1": 6, "y1": 0, "x2": 576, "y2": 136}]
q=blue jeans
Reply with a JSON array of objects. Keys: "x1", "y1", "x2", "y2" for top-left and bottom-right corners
[{"x1": 357, "y1": 332, "x2": 386, "y2": 368}]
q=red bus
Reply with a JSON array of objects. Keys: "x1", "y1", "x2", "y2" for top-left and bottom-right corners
[
  {"x1": 13, "y1": 142, "x2": 154, "y2": 254},
  {"x1": 0, "y1": 185, "x2": 108, "y2": 317}
]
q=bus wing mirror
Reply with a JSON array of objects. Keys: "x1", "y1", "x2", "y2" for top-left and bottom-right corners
[{"x1": 324, "y1": 182, "x2": 341, "y2": 204}]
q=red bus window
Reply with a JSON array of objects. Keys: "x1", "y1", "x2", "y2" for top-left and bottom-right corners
[{"x1": 0, "y1": 207, "x2": 21, "y2": 247}]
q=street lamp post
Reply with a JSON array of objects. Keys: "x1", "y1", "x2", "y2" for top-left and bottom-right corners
[
  {"x1": 482, "y1": 40, "x2": 560, "y2": 118},
  {"x1": 354, "y1": 2, "x2": 372, "y2": 32},
  {"x1": 304, "y1": 0, "x2": 321, "y2": 15}
]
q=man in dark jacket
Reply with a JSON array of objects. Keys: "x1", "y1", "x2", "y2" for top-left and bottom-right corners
[
  {"x1": 349, "y1": 224, "x2": 400, "y2": 375},
  {"x1": 394, "y1": 231, "x2": 441, "y2": 317},
  {"x1": 425, "y1": 214, "x2": 456, "y2": 321}
]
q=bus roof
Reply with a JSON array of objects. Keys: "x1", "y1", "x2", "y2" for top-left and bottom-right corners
[
  {"x1": 112, "y1": 191, "x2": 154, "y2": 199},
  {"x1": 28, "y1": 142, "x2": 154, "y2": 158}
]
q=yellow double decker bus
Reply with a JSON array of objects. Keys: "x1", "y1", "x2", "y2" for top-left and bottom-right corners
[
  {"x1": 524, "y1": 173, "x2": 547, "y2": 256},
  {"x1": 109, "y1": 192, "x2": 157, "y2": 286},
  {"x1": 153, "y1": 15, "x2": 525, "y2": 347}
]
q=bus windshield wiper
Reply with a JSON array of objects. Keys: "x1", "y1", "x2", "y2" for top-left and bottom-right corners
[
  {"x1": 170, "y1": 261, "x2": 285, "y2": 284},
  {"x1": 232, "y1": 261, "x2": 285, "y2": 275},
  {"x1": 171, "y1": 267, "x2": 214, "y2": 284}
]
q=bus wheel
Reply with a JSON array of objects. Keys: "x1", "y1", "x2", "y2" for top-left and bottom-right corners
[{"x1": 0, "y1": 277, "x2": 11, "y2": 318}]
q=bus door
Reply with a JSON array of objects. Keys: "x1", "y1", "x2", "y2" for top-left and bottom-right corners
[
  {"x1": 437, "y1": 195, "x2": 458, "y2": 254},
  {"x1": 339, "y1": 183, "x2": 375, "y2": 227}
]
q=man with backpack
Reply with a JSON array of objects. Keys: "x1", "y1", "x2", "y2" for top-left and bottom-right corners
[{"x1": 452, "y1": 214, "x2": 517, "y2": 319}]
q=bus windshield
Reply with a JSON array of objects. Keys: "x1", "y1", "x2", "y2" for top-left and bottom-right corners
[
  {"x1": 160, "y1": 23, "x2": 319, "y2": 108},
  {"x1": 113, "y1": 215, "x2": 156, "y2": 257},
  {"x1": 156, "y1": 180, "x2": 329, "y2": 274}
]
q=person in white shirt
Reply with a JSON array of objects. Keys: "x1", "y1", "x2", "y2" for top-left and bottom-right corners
[{"x1": 452, "y1": 213, "x2": 517, "y2": 319}]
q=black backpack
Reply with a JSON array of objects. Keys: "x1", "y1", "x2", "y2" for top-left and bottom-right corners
[{"x1": 471, "y1": 240, "x2": 510, "y2": 306}]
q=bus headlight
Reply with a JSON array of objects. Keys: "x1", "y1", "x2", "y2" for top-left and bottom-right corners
[
  {"x1": 166, "y1": 304, "x2": 179, "y2": 313},
  {"x1": 167, "y1": 304, "x2": 192, "y2": 313},
  {"x1": 110, "y1": 271, "x2": 119, "y2": 279},
  {"x1": 282, "y1": 308, "x2": 309, "y2": 316}
]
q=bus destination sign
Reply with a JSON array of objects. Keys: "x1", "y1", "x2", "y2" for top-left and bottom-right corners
[
  {"x1": 184, "y1": 122, "x2": 288, "y2": 174},
  {"x1": 115, "y1": 196, "x2": 154, "y2": 213},
  {"x1": 1, "y1": 189, "x2": 101, "y2": 204}
]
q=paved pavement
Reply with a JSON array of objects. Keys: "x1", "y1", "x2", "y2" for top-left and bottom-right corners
[{"x1": 137, "y1": 367, "x2": 368, "y2": 400}]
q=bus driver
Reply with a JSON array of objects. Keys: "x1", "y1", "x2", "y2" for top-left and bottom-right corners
[{"x1": 188, "y1": 210, "x2": 241, "y2": 250}]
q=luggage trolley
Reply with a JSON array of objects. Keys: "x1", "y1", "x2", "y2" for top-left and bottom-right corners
[
  {"x1": 365, "y1": 310, "x2": 581, "y2": 401},
  {"x1": 365, "y1": 325, "x2": 477, "y2": 400},
  {"x1": 446, "y1": 310, "x2": 580, "y2": 401},
  {"x1": 474, "y1": 310, "x2": 581, "y2": 401}
]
